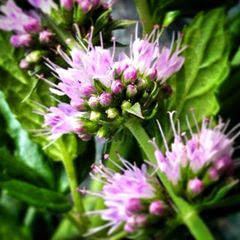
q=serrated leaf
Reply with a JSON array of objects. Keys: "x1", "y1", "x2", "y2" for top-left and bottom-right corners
[
  {"x1": 0, "y1": 179, "x2": 71, "y2": 213},
  {"x1": 161, "y1": 8, "x2": 230, "y2": 141},
  {"x1": 126, "y1": 102, "x2": 144, "y2": 119}
]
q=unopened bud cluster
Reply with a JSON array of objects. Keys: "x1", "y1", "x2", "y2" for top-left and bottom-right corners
[{"x1": 43, "y1": 29, "x2": 184, "y2": 141}]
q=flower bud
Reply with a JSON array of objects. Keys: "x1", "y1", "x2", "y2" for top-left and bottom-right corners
[
  {"x1": 126, "y1": 84, "x2": 137, "y2": 98},
  {"x1": 88, "y1": 96, "x2": 99, "y2": 108},
  {"x1": 82, "y1": 120, "x2": 98, "y2": 133},
  {"x1": 124, "y1": 223, "x2": 135, "y2": 233},
  {"x1": 207, "y1": 167, "x2": 219, "y2": 182},
  {"x1": 77, "y1": 0, "x2": 92, "y2": 13},
  {"x1": 106, "y1": 108, "x2": 119, "y2": 119},
  {"x1": 188, "y1": 178, "x2": 204, "y2": 196},
  {"x1": 148, "y1": 68, "x2": 157, "y2": 80},
  {"x1": 92, "y1": 0, "x2": 100, "y2": 7},
  {"x1": 80, "y1": 84, "x2": 95, "y2": 97},
  {"x1": 97, "y1": 126, "x2": 109, "y2": 139},
  {"x1": 99, "y1": 92, "x2": 112, "y2": 106},
  {"x1": 111, "y1": 80, "x2": 124, "y2": 94},
  {"x1": 149, "y1": 200, "x2": 165, "y2": 216},
  {"x1": 90, "y1": 111, "x2": 101, "y2": 121},
  {"x1": 60, "y1": 0, "x2": 73, "y2": 10},
  {"x1": 137, "y1": 78, "x2": 148, "y2": 91},
  {"x1": 126, "y1": 198, "x2": 142, "y2": 213},
  {"x1": 73, "y1": 123, "x2": 85, "y2": 135},
  {"x1": 25, "y1": 50, "x2": 44, "y2": 63},
  {"x1": 78, "y1": 133, "x2": 91, "y2": 141},
  {"x1": 114, "y1": 61, "x2": 128, "y2": 75},
  {"x1": 23, "y1": 18, "x2": 41, "y2": 33},
  {"x1": 123, "y1": 66, "x2": 137, "y2": 83},
  {"x1": 19, "y1": 59, "x2": 29, "y2": 69},
  {"x1": 70, "y1": 98, "x2": 85, "y2": 111},
  {"x1": 215, "y1": 156, "x2": 231, "y2": 173},
  {"x1": 10, "y1": 34, "x2": 32, "y2": 48},
  {"x1": 121, "y1": 101, "x2": 132, "y2": 112},
  {"x1": 39, "y1": 30, "x2": 54, "y2": 43},
  {"x1": 135, "y1": 214, "x2": 148, "y2": 227}
]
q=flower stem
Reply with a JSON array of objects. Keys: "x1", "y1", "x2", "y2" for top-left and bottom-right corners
[
  {"x1": 125, "y1": 118, "x2": 214, "y2": 240},
  {"x1": 58, "y1": 139, "x2": 87, "y2": 229},
  {"x1": 134, "y1": 0, "x2": 154, "y2": 34}
]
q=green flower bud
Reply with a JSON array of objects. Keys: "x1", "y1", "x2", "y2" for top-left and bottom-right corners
[
  {"x1": 25, "y1": 50, "x2": 45, "y2": 63},
  {"x1": 137, "y1": 78, "x2": 148, "y2": 91},
  {"x1": 106, "y1": 108, "x2": 119, "y2": 119},
  {"x1": 121, "y1": 101, "x2": 132, "y2": 112},
  {"x1": 97, "y1": 126, "x2": 109, "y2": 139},
  {"x1": 82, "y1": 120, "x2": 98, "y2": 133},
  {"x1": 90, "y1": 111, "x2": 102, "y2": 121}
]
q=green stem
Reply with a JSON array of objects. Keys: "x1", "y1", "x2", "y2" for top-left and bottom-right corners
[
  {"x1": 58, "y1": 139, "x2": 85, "y2": 216},
  {"x1": 109, "y1": 231, "x2": 127, "y2": 240},
  {"x1": 134, "y1": 0, "x2": 154, "y2": 34},
  {"x1": 125, "y1": 118, "x2": 214, "y2": 240}
]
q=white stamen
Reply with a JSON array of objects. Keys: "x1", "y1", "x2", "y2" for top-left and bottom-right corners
[
  {"x1": 168, "y1": 111, "x2": 177, "y2": 137},
  {"x1": 83, "y1": 222, "x2": 114, "y2": 237},
  {"x1": 190, "y1": 110, "x2": 200, "y2": 133},
  {"x1": 185, "y1": 115, "x2": 193, "y2": 137},
  {"x1": 100, "y1": 31, "x2": 104, "y2": 48},
  {"x1": 156, "y1": 120, "x2": 169, "y2": 152}
]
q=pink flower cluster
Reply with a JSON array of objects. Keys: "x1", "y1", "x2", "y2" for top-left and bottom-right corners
[
  {"x1": 43, "y1": 28, "x2": 185, "y2": 141},
  {"x1": 154, "y1": 112, "x2": 239, "y2": 198},
  {"x1": 80, "y1": 159, "x2": 167, "y2": 235},
  {"x1": 0, "y1": 0, "x2": 54, "y2": 48}
]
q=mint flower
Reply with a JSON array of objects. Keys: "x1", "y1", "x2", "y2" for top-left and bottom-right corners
[
  {"x1": 0, "y1": 0, "x2": 41, "y2": 35},
  {"x1": 43, "y1": 27, "x2": 185, "y2": 140},
  {"x1": 36, "y1": 103, "x2": 90, "y2": 141},
  {"x1": 154, "y1": 112, "x2": 239, "y2": 199},
  {"x1": 79, "y1": 158, "x2": 168, "y2": 235}
]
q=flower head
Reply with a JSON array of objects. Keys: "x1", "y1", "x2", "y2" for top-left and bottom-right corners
[
  {"x1": 38, "y1": 103, "x2": 87, "y2": 140},
  {"x1": 0, "y1": 0, "x2": 41, "y2": 33},
  {"x1": 80, "y1": 158, "x2": 168, "y2": 235},
  {"x1": 154, "y1": 111, "x2": 239, "y2": 199},
  {"x1": 43, "y1": 27, "x2": 185, "y2": 140}
]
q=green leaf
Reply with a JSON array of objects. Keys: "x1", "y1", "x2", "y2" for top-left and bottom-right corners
[
  {"x1": 108, "y1": 19, "x2": 136, "y2": 31},
  {"x1": 94, "y1": 9, "x2": 112, "y2": 33},
  {"x1": 198, "y1": 179, "x2": 239, "y2": 210},
  {"x1": 125, "y1": 102, "x2": 144, "y2": 119},
  {"x1": 0, "y1": 147, "x2": 48, "y2": 187},
  {"x1": 0, "y1": 31, "x2": 78, "y2": 162},
  {"x1": 162, "y1": 8, "x2": 230, "y2": 140},
  {"x1": 0, "y1": 91, "x2": 54, "y2": 187},
  {"x1": 231, "y1": 46, "x2": 240, "y2": 67},
  {"x1": 0, "y1": 179, "x2": 71, "y2": 213}
]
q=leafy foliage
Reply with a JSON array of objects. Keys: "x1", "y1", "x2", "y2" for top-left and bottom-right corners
[
  {"x1": 0, "y1": 180, "x2": 71, "y2": 213},
  {"x1": 159, "y1": 8, "x2": 230, "y2": 143}
]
